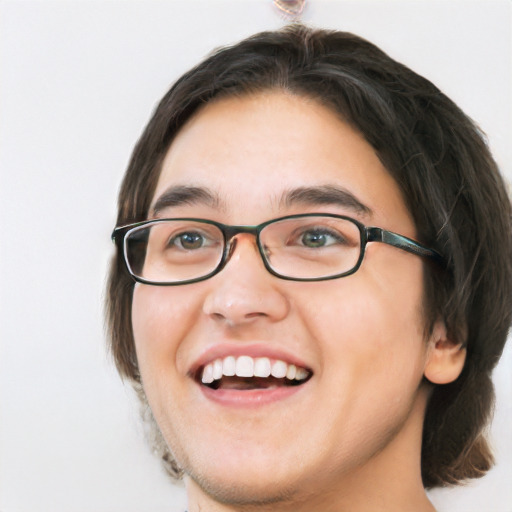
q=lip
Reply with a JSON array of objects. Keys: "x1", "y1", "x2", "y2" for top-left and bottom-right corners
[
  {"x1": 189, "y1": 343, "x2": 313, "y2": 375},
  {"x1": 189, "y1": 343, "x2": 313, "y2": 408},
  {"x1": 200, "y1": 381, "x2": 307, "y2": 408}
]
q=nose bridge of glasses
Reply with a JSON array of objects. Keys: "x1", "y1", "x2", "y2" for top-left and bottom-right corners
[
  {"x1": 221, "y1": 225, "x2": 264, "y2": 267},
  {"x1": 223, "y1": 224, "x2": 261, "y2": 240}
]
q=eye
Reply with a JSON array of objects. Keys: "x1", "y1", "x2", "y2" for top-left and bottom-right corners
[
  {"x1": 299, "y1": 228, "x2": 346, "y2": 248},
  {"x1": 169, "y1": 231, "x2": 211, "y2": 250}
]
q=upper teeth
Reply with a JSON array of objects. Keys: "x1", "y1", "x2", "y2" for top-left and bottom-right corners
[{"x1": 201, "y1": 355, "x2": 309, "y2": 384}]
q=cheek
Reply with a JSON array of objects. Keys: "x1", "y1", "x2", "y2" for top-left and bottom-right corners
[
  {"x1": 285, "y1": 268, "x2": 430, "y2": 469},
  {"x1": 301, "y1": 259, "x2": 428, "y2": 382},
  {"x1": 131, "y1": 285, "x2": 200, "y2": 377}
]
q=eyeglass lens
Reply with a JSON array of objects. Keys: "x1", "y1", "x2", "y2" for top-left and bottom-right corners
[{"x1": 124, "y1": 216, "x2": 362, "y2": 283}]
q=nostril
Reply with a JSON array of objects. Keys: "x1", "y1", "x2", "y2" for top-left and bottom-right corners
[
  {"x1": 210, "y1": 310, "x2": 267, "y2": 327},
  {"x1": 245, "y1": 312, "x2": 266, "y2": 319}
]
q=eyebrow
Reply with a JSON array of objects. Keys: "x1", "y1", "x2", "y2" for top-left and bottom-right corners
[
  {"x1": 151, "y1": 183, "x2": 372, "y2": 218},
  {"x1": 151, "y1": 185, "x2": 221, "y2": 216},
  {"x1": 280, "y1": 185, "x2": 372, "y2": 216}
]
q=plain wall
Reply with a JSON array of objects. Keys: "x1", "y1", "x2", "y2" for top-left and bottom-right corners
[{"x1": 1, "y1": 1, "x2": 510, "y2": 511}]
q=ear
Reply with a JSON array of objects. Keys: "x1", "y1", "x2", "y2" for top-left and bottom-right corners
[{"x1": 424, "y1": 322, "x2": 466, "y2": 385}]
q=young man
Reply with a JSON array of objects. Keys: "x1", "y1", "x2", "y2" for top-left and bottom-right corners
[{"x1": 107, "y1": 25, "x2": 512, "y2": 511}]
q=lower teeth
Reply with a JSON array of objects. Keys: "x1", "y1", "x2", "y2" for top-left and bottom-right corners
[{"x1": 206, "y1": 376, "x2": 303, "y2": 390}]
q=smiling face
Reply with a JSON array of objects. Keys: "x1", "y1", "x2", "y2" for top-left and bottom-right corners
[{"x1": 131, "y1": 91, "x2": 441, "y2": 509}]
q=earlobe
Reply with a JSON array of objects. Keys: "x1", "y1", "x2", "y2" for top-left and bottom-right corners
[{"x1": 424, "y1": 322, "x2": 466, "y2": 385}]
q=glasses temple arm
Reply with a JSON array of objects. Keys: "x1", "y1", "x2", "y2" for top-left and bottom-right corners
[{"x1": 366, "y1": 227, "x2": 445, "y2": 265}]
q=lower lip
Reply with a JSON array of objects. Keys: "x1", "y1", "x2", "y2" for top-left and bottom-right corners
[{"x1": 199, "y1": 382, "x2": 307, "y2": 407}]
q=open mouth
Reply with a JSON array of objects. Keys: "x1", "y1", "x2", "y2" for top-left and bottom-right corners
[{"x1": 195, "y1": 355, "x2": 312, "y2": 391}]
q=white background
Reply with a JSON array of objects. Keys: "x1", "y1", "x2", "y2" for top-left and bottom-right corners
[{"x1": 0, "y1": 1, "x2": 510, "y2": 511}]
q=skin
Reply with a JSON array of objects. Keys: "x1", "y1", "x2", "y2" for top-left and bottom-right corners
[{"x1": 131, "y1": 91, "x2": 466, "y2": 512}]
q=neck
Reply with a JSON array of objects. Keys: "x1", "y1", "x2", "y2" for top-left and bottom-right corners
[{"x1": 186, "y1": 480, "x2": 435, "y2": 512}]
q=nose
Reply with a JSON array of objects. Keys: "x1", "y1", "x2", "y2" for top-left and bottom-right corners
[{"x1": 202, "y1": 234, "x2": 290, "y2": 327}]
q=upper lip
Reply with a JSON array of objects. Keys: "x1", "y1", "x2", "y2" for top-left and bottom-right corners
[{"x1": 188, "y1": 343, "x2": 313, "y2": 376}]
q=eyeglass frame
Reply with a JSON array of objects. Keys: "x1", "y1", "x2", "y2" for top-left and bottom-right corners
[{"x1": 111, "y1": 213, "x2": 445, "y2": 286}]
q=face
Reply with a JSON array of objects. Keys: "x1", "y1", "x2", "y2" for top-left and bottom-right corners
[{"x1": 132, "y1": 91, "x2": 436, "y2": 507}]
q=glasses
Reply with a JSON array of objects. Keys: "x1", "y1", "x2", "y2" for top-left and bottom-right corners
[{"x1": 112, "y1": 213, "x2": 444, "y2": 286}]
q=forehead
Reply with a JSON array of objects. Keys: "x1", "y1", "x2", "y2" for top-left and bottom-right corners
[{"x1": 152, "y1": 91, "x2": 414, "y2": 232}]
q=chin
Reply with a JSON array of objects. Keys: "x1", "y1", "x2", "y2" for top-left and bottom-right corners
[
  {"x1": 185, "y1": 468, "x2": 301, "y2": 509},
  {"x1": 173, "y1": 435, "x2": 320, "y2": 508}
]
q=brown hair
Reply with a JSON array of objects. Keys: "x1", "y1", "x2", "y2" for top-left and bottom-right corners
[{"x1": 106, "y1": 25, "x2": 512, "y2": 488}]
